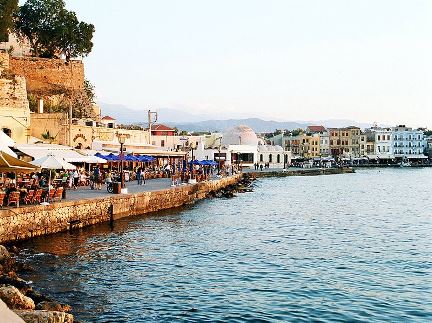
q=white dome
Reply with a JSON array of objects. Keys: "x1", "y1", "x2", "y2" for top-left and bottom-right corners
[
  {"x1": 258, "y1": 145, "x2": 268, "y2": 152},
  {"x1": 222, "y1": 125, "x2": 258, "y2": 146},
  {"x1": 274, "y1": 146, "x2": 284, "y2": 152}
]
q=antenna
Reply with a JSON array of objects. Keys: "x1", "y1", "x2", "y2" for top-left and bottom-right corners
[{"x1": 148, "y1": 110, "x2": 158, "y2": 145}]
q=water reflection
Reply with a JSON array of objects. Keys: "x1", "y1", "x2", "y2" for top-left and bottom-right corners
[{"x1": 18, "y1": 168, "x2": 432, "y2": 322}]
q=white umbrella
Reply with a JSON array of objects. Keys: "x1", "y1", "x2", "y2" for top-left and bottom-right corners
[
  {"x1": 31, "y1": 154, "x2": 76, "y2": 204},
  {"x1": 31, "y1": 155, "x2": 76, "y2": 170}
]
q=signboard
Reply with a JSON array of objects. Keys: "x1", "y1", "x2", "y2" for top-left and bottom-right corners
[{"x1": 180, "y1": 137, "x2": 188, "y2": 142}]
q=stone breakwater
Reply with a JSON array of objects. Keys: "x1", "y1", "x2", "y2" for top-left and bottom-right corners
[
  {"x1": 249, "y1": 167, "x2": 355, "y2": 178},
  {"x1": 0, "y1": 175, "x2": 242, "y2": 244}
]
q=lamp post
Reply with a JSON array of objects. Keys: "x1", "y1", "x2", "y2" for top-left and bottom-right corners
[
  {"x1": 118, "y1": 133, "x2": 126, "y2": 189},
  {"x1": 190, "y1": 142, "x2": 196, "y2": 180},
  {"x1": 215, "y1": 137, "x2": 222, "y2": 175}
]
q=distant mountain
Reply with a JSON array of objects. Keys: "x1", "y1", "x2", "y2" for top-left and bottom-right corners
[
  {"x1": 98, "y1": 102, "x2": 212, "y2": 124},
  {"x1": 166, "y1": 118, "x2": 373, "y2": 133},
  {"x1": 98, "y1": 102, "x2": 372, "y2": 132},
  {"x1": 165, "y1": 118, "x2": 308, "y2": 133}
]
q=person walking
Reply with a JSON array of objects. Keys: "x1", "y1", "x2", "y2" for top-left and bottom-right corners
[
  {"x1": 93, "y1": 166, "x2": 102, "y2": 190},
  {"x1": 73, "y1": 169, "x2": 79, "y2": 189},
  {"x1": 137, "y1": 167, "x2": 142, "y2": 186}
]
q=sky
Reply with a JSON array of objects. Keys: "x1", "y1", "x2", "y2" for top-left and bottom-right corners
[{"x1": 60, "y1": 0, "x2": 431, "y2": 127}]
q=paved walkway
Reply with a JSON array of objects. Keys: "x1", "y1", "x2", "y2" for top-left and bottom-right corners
[{"x1": 65, "y1": 178, "x2": 182, "y2": 201}]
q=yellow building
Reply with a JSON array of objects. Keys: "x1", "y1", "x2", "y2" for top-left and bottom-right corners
[
  {"x1": 300, "y1": 133, "x2": 321, "y2": 158},
  {"x1": 329, "y1": 127, "x2": 364, "y2": 157}
]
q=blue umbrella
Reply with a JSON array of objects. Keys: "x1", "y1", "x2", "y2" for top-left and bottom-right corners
[
  {"x1": 107, "y1": 153, "x2": 119, "y2": 161},
  {"x1": 188, "y1": 160, "x2": 201, "y2": 165}
]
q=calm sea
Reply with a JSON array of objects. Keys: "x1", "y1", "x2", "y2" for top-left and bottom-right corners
[{"x1": 18, "y1": 168, "x2": 432, "y2": 322}]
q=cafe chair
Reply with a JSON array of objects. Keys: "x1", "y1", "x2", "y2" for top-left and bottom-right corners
[
  {"x1": 24, "y1": 190, "x2": 35, "y2": 204},
  {"x1": 7, "y1": 191, "x2": 20, "y2": 207},
  {"x1": 33, "y1": 189, "x2": 43, "y2": 204},
  {"x1": 52, "y1": 187, "x2": 63, "y2": 202}
]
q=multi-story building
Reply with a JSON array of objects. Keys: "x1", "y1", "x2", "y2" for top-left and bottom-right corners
[
  {"x1": 371, "y1": 127, "x2": 393, "y2": 157},
  {"x1": 281, "y1": 135, "x2": 303, "y2": 157},
  {"x1": 301, "y1": 133, "x2": 320, "y2": 158},
  {"x1": 329, "y1": 126, "x2": 363, "y2": 158},
  {"x1": 306, "y1": 125, "x2": 329, "y2": 157},
  {"x1": 392, "y1": 125, "x2": 426, "y2": 158}
]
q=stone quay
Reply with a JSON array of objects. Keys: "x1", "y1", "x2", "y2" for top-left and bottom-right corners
[{"x1": 0, "y1": 175, "x2": 242, "y2": 244}]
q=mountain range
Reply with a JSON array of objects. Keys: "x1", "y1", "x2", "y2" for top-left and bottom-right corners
[{"x1": 99, "y1": 102, "x2": 372, "y2": 133}]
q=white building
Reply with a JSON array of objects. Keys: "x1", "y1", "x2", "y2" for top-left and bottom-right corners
[
  {"x1": 195, "y1": 125, "x2": 291, "y2": 168},
  {"x1": 374, "y1": 127, "x2": 393, "y2": 158},
  {"x1": 392, "y1": 125, "x2": 426, "y2": 158},
  {"x1": 366, "y1": 125, "x2": 427, "y2": 160}
]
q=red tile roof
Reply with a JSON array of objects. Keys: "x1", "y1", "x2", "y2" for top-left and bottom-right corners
[
  {"x1": 307, "y1": 125, "x2": 326, "y2": 132},
  {"x1": 101, "y1": 116, "x2": 116, "y2": 121},
  {"x1": 152, "y1": 124, "x2": 175, "y2": 131}
]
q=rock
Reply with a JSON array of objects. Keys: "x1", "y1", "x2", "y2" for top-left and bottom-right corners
[
  {"x1": 0, "y1": 285, "x2": 35, "y2": 310},
  {"x1": 9, "y1": 246, "x2": 20, "y2": 255},
  {"x1": 25, "y1": 289, "x2": 52, "y2": 304},
  {"x1": 0, "y1": 246, "x2": 11, "y2": 263},
  {"x1": 14, "y1": 310, "x2": 74, "y2": 323},
  {"x1": 36, "y1": 301, "x2": 71, "y2": 313},
  {"x1": 0, "y1": 299, "x2": 25, "y2": 323},
  {"x1": 0, "y1": 276, "x2": 31, "y2": 293}
]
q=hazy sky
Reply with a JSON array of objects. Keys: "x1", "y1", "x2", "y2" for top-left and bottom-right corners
[{"x1": 62, "y1": 0, "x2": 431, "y2": 127}]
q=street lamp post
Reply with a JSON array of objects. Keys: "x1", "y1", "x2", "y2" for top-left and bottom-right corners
[
  {"x1": 190, "y1": 142, "x2": 196, "y2": 181},
  {"x1": 215, "y1": 137, "x2": 222, "y2": 175},
  {"x1": 118, "y1": 134, "x2": 127, "y2": 189}
]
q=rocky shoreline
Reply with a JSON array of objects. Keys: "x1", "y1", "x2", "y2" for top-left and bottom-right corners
[{"x1": 0, "y1": 245, "x2": 74, "y2": 323}]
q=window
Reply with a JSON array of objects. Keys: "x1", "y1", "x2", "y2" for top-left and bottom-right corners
[
  {"x1": 269, "y1": 154, "x2": 273, "y2": 162},
  {"x1": 277, "y1": 154, "x2": 280, "y2": 163},
  {"x1": 260, "y1": 154, "x2": 263, "y2": 162},
  {"x1": 2, "y1": 128, "x2": 11, "y2": 137},
  {"x1": 161, "y1": 140, "x2": 165, "y2": 147}
]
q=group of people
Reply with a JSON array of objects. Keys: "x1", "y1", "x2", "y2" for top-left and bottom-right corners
[{"x1": 253, "y1": 162, "x2": 271, "y2": 171}]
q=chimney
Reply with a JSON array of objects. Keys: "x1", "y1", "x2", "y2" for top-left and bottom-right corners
[{"x1": 37, "y1": 98, "x2": 44, "y2": 113}]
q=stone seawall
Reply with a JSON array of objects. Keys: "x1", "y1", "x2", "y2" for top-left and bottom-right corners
[
  {"x1": 248, "y1": 167, "x2": 355, "y2": 178},
  {"x1": 0, "y1": 175, "x2": 241, "y2": 244}
]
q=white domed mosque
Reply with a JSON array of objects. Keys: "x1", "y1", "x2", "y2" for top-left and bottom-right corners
[{"x1": 195, "y1": 125, "x2": 291, "y2": 168}]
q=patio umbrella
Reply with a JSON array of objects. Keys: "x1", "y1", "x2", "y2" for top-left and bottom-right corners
[
  {"x1": 31, "y1": 154, "x2": 76, "y2": 204},
  {"x1": 0, "y1": 151, "x2": 40, "y2": 173},
  {"x1": 31, "y1": 155, "x2": 76, "y2": 170}
]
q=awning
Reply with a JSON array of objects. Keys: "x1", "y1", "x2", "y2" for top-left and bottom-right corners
[
  {"x1": 16, "y1": 144, "x2": 106, "y2": 164},
  {"x1": 0, "y1": 131, "x2": 15, "y2": 147},
  {"x1": 0, "y1": 151, "x2": 40, "y2": 173},
  {"x1": 0, "y1": 132, "x2": 17, "y2": 157}
]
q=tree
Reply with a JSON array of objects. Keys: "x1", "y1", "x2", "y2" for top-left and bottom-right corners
[
  {"x1": 15, "y1": 0, "x2": 94, "y2": 60},
  {"x1": 84, "y1": 79, "x2": 96, "y2": 103},
  {"x1": 15, "y1": 0, "x2": 65, "y2": 57},
  {"x1": 0, "y1": 0, "x2": 18, "y2": 42},
  {"x1": 54, "y1": 10, "x2": 94, "y2": 61}
]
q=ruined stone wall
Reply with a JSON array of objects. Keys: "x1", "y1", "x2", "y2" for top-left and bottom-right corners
[
  {"x1": 0, "y1": 53, "x2": 31, "y2": 144},
  {"x1": 0, "y1": 52, "x2": 10, "y2": 71},
  {"x1": 9, "y1": 57, "x2": 84, "y2": 95},
  {"x1": 0, "y1": 175, "x2": 241, "y2": 244}
]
